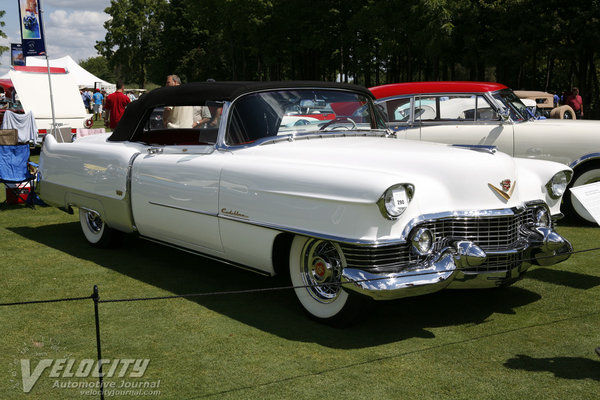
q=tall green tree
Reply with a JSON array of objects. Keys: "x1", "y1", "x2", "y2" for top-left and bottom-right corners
[
  {"x1": 95, "y1": 0, "x2": 600, "y2": 117},
  {"x1": 0, "y1": 10, "x2": 8, "y2": 60},
  {"x1": 96, "y1": 0, "x2": 168, "y2": 87}
]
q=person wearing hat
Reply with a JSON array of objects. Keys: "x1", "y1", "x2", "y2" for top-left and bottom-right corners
[{"x1": 92, "y1": 88, "x2": 104, "y2": 121}]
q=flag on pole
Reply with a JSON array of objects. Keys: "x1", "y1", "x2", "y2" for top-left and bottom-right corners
[{"x1": 18, "y1": 0, "x2": 46, "y2": 56}]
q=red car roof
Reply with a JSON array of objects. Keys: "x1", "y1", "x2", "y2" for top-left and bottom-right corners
[{"x1": 369, "y1": 81, "x2": 509, "y2": 99}]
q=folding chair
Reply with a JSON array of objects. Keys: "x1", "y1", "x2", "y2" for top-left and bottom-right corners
[{"x1": 0, "y1": 143, "x2": 39, "y2": 209}]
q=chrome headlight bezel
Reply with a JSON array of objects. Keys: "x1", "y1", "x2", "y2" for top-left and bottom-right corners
[
  {"x1": 410, "y1": 227, "x2": 434, "y2": 256},
  {"x1": 546, "y1": 170, "x2": 572, "y2": 199},
  {"x1": 377, "y1": 184, "x2": 414, "y2": 220},
  {"x1": 534, "y1": 207, "x2": 551, "y2": 227}
]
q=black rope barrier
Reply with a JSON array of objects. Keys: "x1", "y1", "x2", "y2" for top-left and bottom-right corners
[{"x1": 0, "y1": 295, "x2": 93, "y2": 307}]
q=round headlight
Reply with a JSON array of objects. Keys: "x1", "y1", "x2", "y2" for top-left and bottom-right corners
[
  {"x1": 411, "y1": 227, "x2": 434, "y2": 256},
  {"x1": 546, "y1": 171, "x2": 572, "y2": 199},
  {"x1": 534, "y1": 207, "x2": 550, "y2": 227},
  {"x1": 378, "y1": 184, "x2": 414, "y2": 219}
]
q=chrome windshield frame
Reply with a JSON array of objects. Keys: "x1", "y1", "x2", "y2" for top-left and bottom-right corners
[{"x1": 215, "y1": 87, "x2": 387, "y2": 151}]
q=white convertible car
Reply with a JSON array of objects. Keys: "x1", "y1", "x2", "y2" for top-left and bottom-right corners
[
  {"x1": 370, "y1": 81, "x2": 600, "y2": 224},
  {"x1": 39, "y1": 81, "x2": 573, "y2": 325}
]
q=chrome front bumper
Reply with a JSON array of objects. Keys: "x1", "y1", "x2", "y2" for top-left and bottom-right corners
[{"x1": 341, "y1": 226, "x2": 572, "y2": 300}]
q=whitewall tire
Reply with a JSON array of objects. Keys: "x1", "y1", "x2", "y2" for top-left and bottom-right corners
[
  {"x1": 79, "y1": 208, "x2": 116, "y2": 247},
  {"x1": 289, "y1": 236, "x2": 362, "y2": 326}
]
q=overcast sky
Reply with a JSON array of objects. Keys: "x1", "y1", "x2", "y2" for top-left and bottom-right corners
[{"x1": 0, "y1": 0, "x2": 111, "y2": 75}]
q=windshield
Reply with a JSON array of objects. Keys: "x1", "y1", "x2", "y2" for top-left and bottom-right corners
[
  {"x1": 491, "y1": 89, "x2": 531, "y2": 122},
  {"x1": 226, "y1": 89, "x2": 387, "y2": 146}
]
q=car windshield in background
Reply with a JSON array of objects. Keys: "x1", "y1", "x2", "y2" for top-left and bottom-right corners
[
  {"x1": 226, "y1": 89, "x2": 386, "y2": 146},
  {"x1": 492, "y1": 89, "x2": 531, "y2": 122}
]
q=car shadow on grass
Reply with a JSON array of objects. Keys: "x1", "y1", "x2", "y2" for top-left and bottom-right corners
[
  {"x1": 504, "y1": 354, "x2": 600, "y2": 381},
  {"x1": 526, "y1": 267, "x2": 600, "y2": 290},
  {"x1": 11, "y1": 222, "x2": 545, "y2": 349}
]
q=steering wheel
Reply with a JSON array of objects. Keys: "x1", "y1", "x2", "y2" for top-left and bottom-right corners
[{"x1": 319, "y1": 117, "x2": 358, "y2": 131}]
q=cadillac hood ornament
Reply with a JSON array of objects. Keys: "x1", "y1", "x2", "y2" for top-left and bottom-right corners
[{"x1": 488, "y1": 179, "x2": 515, "y2": 200}]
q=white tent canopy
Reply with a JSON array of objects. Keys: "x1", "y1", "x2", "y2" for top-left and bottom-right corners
[{"x1": 26, "y1": 55, "x2": 115, "y2": 91}]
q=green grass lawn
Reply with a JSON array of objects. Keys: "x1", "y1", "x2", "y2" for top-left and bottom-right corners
[{"x1": 1, "y1": 185, "x2": 599, "y2": 398}]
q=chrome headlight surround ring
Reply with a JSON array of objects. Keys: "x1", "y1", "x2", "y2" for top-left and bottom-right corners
[
  {"x1": 377, "y1": 183, "x2": 415, "y2": 220},
  {"x1": 546, "y1": 170, "x2": 573, "y2": 199},
  {"x1": 534, "y1": 206, "x2": 551, "y2": 228},
  {"x1": 410, "y1": 227, "x2": 434, "y2": 256}
]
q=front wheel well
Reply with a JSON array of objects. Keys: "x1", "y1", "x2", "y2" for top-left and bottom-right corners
[
  {"x1": 272, "y1": 232, "x2": 294, "y2": 276},
  {"x1": 571, "y1": 159, "x2": 600, "y2": 181}
]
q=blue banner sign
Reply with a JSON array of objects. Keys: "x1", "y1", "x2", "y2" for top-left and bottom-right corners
[{"x1": 18, "y1": 0, "x2": 46, "y2": 56}]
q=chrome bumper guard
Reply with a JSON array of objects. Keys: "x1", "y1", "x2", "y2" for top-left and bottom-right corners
[{"x1": 341, "y1": 226, "x2": 572, "y2": 300}]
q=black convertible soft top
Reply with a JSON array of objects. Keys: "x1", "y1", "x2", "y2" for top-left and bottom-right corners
[{"x1": 108, "y1": 81, "x2": 373, "y2": 142}]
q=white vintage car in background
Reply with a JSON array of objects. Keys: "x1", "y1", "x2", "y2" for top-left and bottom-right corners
[
  {"x1": 39, "y1": 81, "x2": 573, "y2": 325},
  {"x1": 370, "y1": 81, "x2": 600, "y2": 224}
]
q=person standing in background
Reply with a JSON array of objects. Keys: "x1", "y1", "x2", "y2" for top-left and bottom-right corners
[
  {"x1": 104, "y1": 80, "x2": 131, "y2": 129},
  {"x1": 566, "y1": 87, "x2": 583, "y2": 119},
  {"x1": 80, "y1": 89, "x2": 91, "y2": 113},
  {"x1": 163, "y1": 74, "x2": 194, "y2": 128},
  {"x1": 92, "y1": 88, "x2": 103, "y2": 121}
]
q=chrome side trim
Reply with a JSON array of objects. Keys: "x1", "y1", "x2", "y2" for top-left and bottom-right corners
[
  {"x1": 217, "y1": 213, "x2": 394, "y2": 246},
  {"x1": 148, "y1": 201, "x2": 219, "y2": 217},
  {"x1": 568, "y1": 152, "x2": 600, "y2": 169}
]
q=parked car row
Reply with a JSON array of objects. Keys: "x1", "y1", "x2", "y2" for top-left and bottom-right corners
[
  {"x1": 370, "y1": 81, "x2": 600, "y2": 224},
  {"x1": 39, "y1": 81, "x2": 578, "y2": 325}
]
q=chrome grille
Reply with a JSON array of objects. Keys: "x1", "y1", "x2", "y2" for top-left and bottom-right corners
[
  {"x1": 462, "y1": 252, "x2": 523, "y2": 274},
  {"x1": 421, "y1": 208, "x2": 537, "y2": 251},
  {"x1": 340, "y1": 243, "x2": 418, "y2": 271},
  {"x1": 341, "y1": 207, "x2": 538, "y2": 272}
]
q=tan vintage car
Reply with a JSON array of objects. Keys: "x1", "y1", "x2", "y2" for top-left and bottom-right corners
[{"x1": 514, "y1": 90, "x2": 576, "y2": 119}]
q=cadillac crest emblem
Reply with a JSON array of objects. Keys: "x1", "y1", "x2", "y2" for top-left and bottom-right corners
[{"x1": 488, "y1": 179, "x2": 516, "y2": 201}]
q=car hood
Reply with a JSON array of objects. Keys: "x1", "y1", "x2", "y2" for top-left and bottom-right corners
[
  {"x1": 529, "y1": 119, "x2": 600, "y2": 129},
  {"x1": 222, "y1": 135, "x2": 548, "y2": 216}
]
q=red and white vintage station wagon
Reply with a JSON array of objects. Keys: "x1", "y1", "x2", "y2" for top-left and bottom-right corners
[{"x1": 370, "y1": 81, "x2": 600, "y2": 224}]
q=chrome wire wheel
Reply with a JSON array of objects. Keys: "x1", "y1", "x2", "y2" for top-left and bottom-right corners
[
  {"x1": 300, "y1": 239, "x2": 344, "y2": 303},
  {"x1": 84, "y1": 211, "x2": 104, "y2": 233}
]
